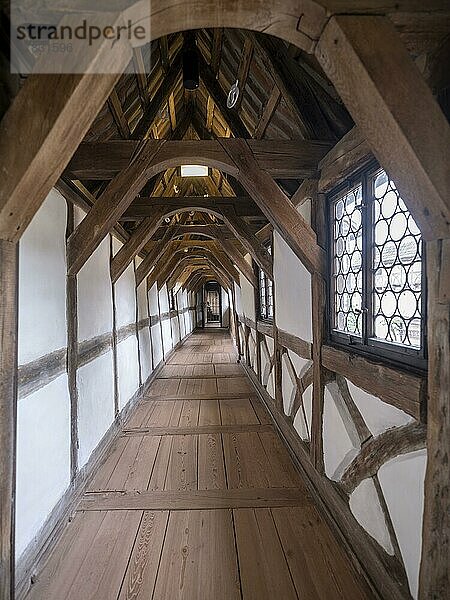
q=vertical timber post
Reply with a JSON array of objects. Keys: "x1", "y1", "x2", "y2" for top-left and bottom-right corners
[
  {"x1": 310, "y1": 192, "x2": 327, "y2": 473},
  {"x1": 65, "y1": 201, "x2": 79, "y2": 480},
  {"x1": 109, "y1": 237, "x2": 119, "y2": 417},
  {"x1": 419, "y1": 239, "x2": 450, "y2": 599},
  {"x1": 0, "y1": 240, "x2": 19, "y2": 600}
]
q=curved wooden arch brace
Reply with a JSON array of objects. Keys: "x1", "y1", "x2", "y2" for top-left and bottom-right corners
[
  {"x1": 110, "y1": 201, "x2": 271, "y2": 285},
  {"x1": 339, "y1": 422, "x2": 426, "y2": 495},
  {"x1": 164, "y1": 246, "x2": 240, "y2": 286},
  {"x1": 67, "y1": 141, "x2": 316, "y2": 276},
  {"x1": 133, "y1": 229, "x2": 255, "y2": 287},
  {"x1": 155, "y1": 249, "x2": 239, "y2": 289}
]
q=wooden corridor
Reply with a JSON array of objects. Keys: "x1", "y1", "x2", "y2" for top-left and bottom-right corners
[{"x1": 27, "y1": 330, "x2": 372, "y2": 600}]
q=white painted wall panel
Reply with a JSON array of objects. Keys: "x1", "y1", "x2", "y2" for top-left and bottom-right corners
[
  {"x1": 221, "y1": 288, "x2": 230, "y2": 327},
  {"x1": 273, "y1": 232, "x2": 312, "y2": 343},
  {"x1": 77, "y1": 237, "x2": 113, "y2": 342},
  {"x1": 136, "y1": 281, "x2": 149, "y2": 320},
  {"x1": 151, "y1": 324, "x2": 163, "y2": 367},
  {"x1": 18, "y1": 189, "x2": 67, "y2": 364},
  {"x1": 77, "y1": 351, "x2": 115, "y2": 467},
  {"x1": 139, "y1": 328, "x2": 153, "y2": 380},
  {"x1": 148, "y1": 283, "x2": 159, "y2": 315},
  {"x1": 114, "y1": 261, "x2": 137, "y2": 329},
  {"x1": 171, "y1": 316, "x2": 181, "y2": 346},
  {"x1": 323, "y1": 386, "x2": 360, "y2": 480},
  {"x1": 161, "y1": 318, "x2": 173, "y2": 357},
  {"x1": 16, "y1": 375, "x2": 71, "y2": 557},
  {"x1": 117, "y1": 336, "x2": 140, "y2": 410},
  {"x1": 346, "y1": 380, "x2": 413, "y2": 436},
  {"x1": 234, "y1": 282, "x2": 242, "y2": 316},
  {"x1": 240, "y1": 256, "x2": 255, "y2": 321},
  {"x1": 378, "y1": 450, "x2": 427, "y2": 599},
  {"x1": 349, "y1": 478, "x2": 394, "y2": 554}
]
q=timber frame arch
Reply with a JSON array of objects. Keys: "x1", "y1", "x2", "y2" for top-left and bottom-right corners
[
  {"x1": 67, "y1": 140, "x2": 316, "y2": 277},
  {"x1": 0, "y1": 3, "x2": 449, "y2": 600}
]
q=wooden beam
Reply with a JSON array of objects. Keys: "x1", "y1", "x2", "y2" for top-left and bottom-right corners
[
  {"x1": 220, "y1": 206, "x2": 273, "y2": 277},
  {"x1": 419, "y1": 239, "x2": 450, "y2": 598},
  {"x1": 210, "y1": 28, "x2": 224, "y2": 77},
  {"x1": 108, "y1": 88, "x2": 131, "y2": 138},
  {"x1": 220, "y1": 139, "x2": 325, "y2": 274},
  {"x1": 132, "y1": 50, "x2": 182, "y2": 139},
  {"x1": 291, "y1": 179, "x2": 319, "y2": 208},
  {"x1": 235, "y1": 37, "x2": 254, "y2": 112},
  {"x1": 321, "y1": 345, "x2": 426, "y2": 419},
  {"x1": 135, "y1": 226, "x2": 178, "y2": 287},
  {"x1": 110, "y1": 207, "x2": 166, "y2": 283},
  {"x1": 159, "y1": 36, "x2": 170, "y2": 74},
  {"x1": 254, "y1": 85, "x2": 281, "y2": 139},
  {"x1": 55, "y1": 179, "x2": 132, "y2": 248},
  {"x1": 318, "y1": 126, "x2": 372, "y2": 193},
  {"x1": 67, "y1": 140, "x2": 164, "y2": 276},
  {"x1": 213, "y1": 237, "x2": 257, "y2": 287},
  {"x1": 0, "y1": 241, "x2": 18, "y2": 600},
  {"x1": 316, "y1": 15, "x2": 450, "y2": 240},
  {"x1": 132, "y1": 47, "x2": 148, "y2": 109},
  {"x1": 121, "y1": 196, "x2": 262, "y2": 220},
  {"x1": 0, "y1": 15, "x2": 132, "y2": 242},
  {"x1": 67, "y1": 139, "x2": 332, "y2": 180},
  {"x1": 168, "y1": 92, "x2": 177, "y2": 132},
  {"x1": 340, "y1": 423, "x2": 427, "y2": 494},
  {"x1": 249, "y1": 32, "x2": 334, "y2": 140},
  {"x1": 198, "y1": 52, "x2": 250, "y2": 138}
]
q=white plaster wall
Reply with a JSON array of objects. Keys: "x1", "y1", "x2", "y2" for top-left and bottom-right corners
[
  {"x1": 15, "y1": 374, "x2": 71, "y2": 558},
  {"x1": 234, "y1": 282, "x2": 242, "y2": 316},
  {"x1": 148, "y1": 283, "x2": 159, "y2": 315},
  {"x1": 136, "y1": 280, "x2": 148, "y2": 321},
  {"x1": 240, "y1": 271, "x2": 255, "y2": 322},
  {"x1": 151, "y1": 324, "x2": 163, "y2": 367},
  {"x1": 113, "y1": 243, "x2": 140, "y2": 407},
  {"x1": 349, "y1": 478, "x2": 394, "y2": 555},
  {"x1": 113, "y1": 244, "x2": 137, "y2": 329},
  {"x1": 171, "y1": 316, "x2": 181, "y2": 346},
  {"x1": 159, "y1": 285, "x2": 173, "y2": 355},
  {"x1": 18, "y1": 189, "x2": 67, "y2": 364},
  {"x1": 346, "y1": 380, "x2": 413, "y2": 436},
  {"x1": 139, "y1": 328, "x2": 153, "y2": 380},
  {"x1": 136, "y1": 278, "x2": 152, "y2": 380},
  {"x1": 117, "y1": 336, "x2": 140, "y2": 410},
  {"x1": 77, "y1": 351, "x2": 115, "y2": 467},
  {"x1": 378, "y1": 449, "x2": 427, "y2": 599},
  {"x1": 323, "y1": 386, "x2": 360, "y2": 480},
  {"x1": 273, "y1": 232, "x2": 312, "y2": 343},
  {"x1": 161, "y1": 318, "x2": 173, "y2": 356},
  {"x1": 159, "y1": 284, "x2": 170, "y2": 313},
  {"x1": 221, "y1": 287, "x2": 230, "y2": 327},
  {"x1": 77, "y1": 236, "x2": 113, "y2": 342}
]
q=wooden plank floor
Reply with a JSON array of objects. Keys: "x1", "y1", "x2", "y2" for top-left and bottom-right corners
[{"x1": 27, "y1": 330, "x2": 373, "y2": 600}]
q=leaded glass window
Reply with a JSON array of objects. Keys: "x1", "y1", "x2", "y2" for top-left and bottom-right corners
[
  {"x1": 329, "y1": 164, "x2": 426, "y2": 368},
  {"x1": 258, "y1": 244, "x2": 273, "y2": 321}
]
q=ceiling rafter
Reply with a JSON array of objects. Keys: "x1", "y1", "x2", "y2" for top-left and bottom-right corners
[
  {"x1": 248, "y1": 32, "x2": 335, "y2": 140},
  {"x1": 108, "y1": 88, "x2": 131, "y2": 139},
  {"x1": 234, "y1": 37, "x2": 254, "y2": 112},
  {"x1": 132, "y1": 49, "x2": 183, "y2": 139}
]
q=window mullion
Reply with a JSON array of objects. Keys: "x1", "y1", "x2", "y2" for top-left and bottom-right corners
[{"x1": 362, "y1": 173, "x2": 372, "y2": 345}]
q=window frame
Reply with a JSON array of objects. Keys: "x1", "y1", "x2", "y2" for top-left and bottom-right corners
[
  {"x1": 327, "y1": 160, "x2": 427, "y2": 372},
  {"x1": 256, "y1": 240, "x2": 274, "y2": 323}
]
